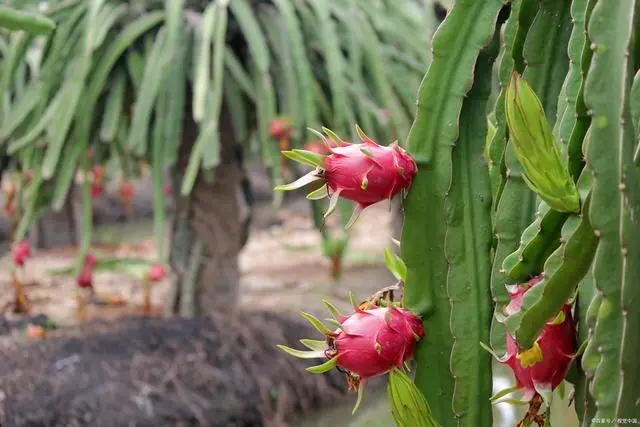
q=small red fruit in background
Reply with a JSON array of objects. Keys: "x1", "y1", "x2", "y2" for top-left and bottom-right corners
[
  {"x1": 92, "y1": 165, "x2": 105, "y2": 182},
  {"x1": 119, "y1": 181, "x2": 135, "y2": 212},
  {"x1": 91, "y1": 182, "x2": 104, "y2": 199},
  {"x1": 25, "y1": 324, "x2": 46, "y2": 339},
  {"x1": 76, "y1": 264, "x2": 93, "y2": 289},
  {"x1": 12, "y1": 240, "x2": 31, "y2": 266},
  {"x1": 268, "y1": 117, "x2": 293, "y2": 140},
  {"x1": 148, "y1": 264, "x2": 166, "y2": 282},
  {"x1": 163, "y1": 182, "x2": 173, "y2": 196},
  {"x1": 84, "y1": 253, "x2": 97, "y2": 267}
]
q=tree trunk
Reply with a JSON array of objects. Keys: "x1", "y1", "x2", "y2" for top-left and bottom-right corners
[
  {"x1": 28, "y1": 186, "x2": 80, "y2": 249},
  {"x1": 165, "y1": 104, "x2": 248, "y2": 317}
]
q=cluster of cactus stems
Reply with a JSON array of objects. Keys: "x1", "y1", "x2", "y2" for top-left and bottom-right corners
[{"x1": 279, "y1": 0, "x2": 639, "y2": 425}]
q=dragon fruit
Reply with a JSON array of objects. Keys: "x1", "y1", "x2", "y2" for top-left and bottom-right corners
[
  {"x1": 498, "y1": 275, "x2": 576, "y2": 402},
  {"x1": 148, "y1": 264, "x2": 166, "y2": 282},
  {"x1": 275, "y1": 125, "x2": 417, "y2": 228},
  {"x1": 268, "y1": 116, "x2": 293, "y2": 140},
  {"x1": 84, "y1": 253, "x2": 97, "y2": 267},
  {"x1": 76, "y1": 264, "x2": 93, "y2": 289},
  {"x1": 12, "y1": 240, "x2": 31, "y2": 266},
  {"x1": 278, "y1": 302, "x2": 424, "y2": 413},
  {"x1": 91, "y1": 182, "x2": 104, "y2": 199}
]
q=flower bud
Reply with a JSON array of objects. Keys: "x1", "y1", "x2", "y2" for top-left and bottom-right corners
[{"x1": 505, "y1": 72, "x2": 580, "y2": 213}]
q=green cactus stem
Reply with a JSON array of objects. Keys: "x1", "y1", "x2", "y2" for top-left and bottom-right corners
[
  {"x1": 489, "y1": 0, "x2": 571, "y2": 354},
  {"x1": 444, "y1": 23, "x2": 499, "y2": 426},
  {"x1": 401, "y1": 0, "x2": 506, "y2": 424},
  {"x1": 580, "y1": 0, "x2": 637, "y2": 420}
]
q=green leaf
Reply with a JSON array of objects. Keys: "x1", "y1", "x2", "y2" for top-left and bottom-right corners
[
  {"x1": 276, "y1": 345, "x2": 326, "y2": 359},
  {"x1": 384, "y1": 247, "x2": 407, "y2": 282},
  {"x1": 192, "y1": 2, "x2": 216, "y2": 123},
  {"x1": 280, "y1": 149, "x2": 325, "y2": 168},
  {"x1": 0, "y1": 5, "x2": 56, "y2": 35},
  {"x1": 306, "y1": 356, "x2": 338, "y2": 374},
  {"x1": 299, "y1": 311, "x2": 332, "y2": 335}
]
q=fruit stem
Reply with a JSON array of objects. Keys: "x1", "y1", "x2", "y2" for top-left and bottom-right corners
[
  {"x1": 11, "y1": 270, "x2": 30, "y2": 314},
  {"x1": 142, "y1": 277, "x2": 151, "y2": 315},
  {"x1": 330, "y1": 252, "x2": 342, "y2": 280},
  {"x1": 75, "y1": 289, "x2": 87, "y2": 321}
]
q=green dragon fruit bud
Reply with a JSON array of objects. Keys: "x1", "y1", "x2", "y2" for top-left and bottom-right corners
[{"x1": 505, "y1": 72, "x2": 581, "y2": 213}]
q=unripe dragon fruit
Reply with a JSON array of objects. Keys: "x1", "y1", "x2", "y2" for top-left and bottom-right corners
[
  {"x1": 498, "y1": 275, "x2": 576, "y2": 402},
  {"x1": 276, "y1": 125, "x2": 417, "y2": 229},
  {"x1": 12, "y1": 240, "x2": 31, "y2": 266},
  {"x1": 278, "y1": 302, "x2": 424, "y2": 413}
]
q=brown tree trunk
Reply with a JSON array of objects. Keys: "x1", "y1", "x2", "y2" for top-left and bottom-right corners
[
  {"x1": 28, "y1": 186, "x2": 80, "y2": 249},
  {"x1": 165, "y1": 103, "x2": 247, "y2": 317}
]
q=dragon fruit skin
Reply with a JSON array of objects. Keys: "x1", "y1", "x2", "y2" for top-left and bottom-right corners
[
  {"x1": 323, "y1": 140, "x2": 417, "y2": 208},
  {"x1": 331, "y1": 306, "x2": 424, "y2": 380},
  {"x1": 500, "y1": 276, "x2": 576, "y2": 400}
]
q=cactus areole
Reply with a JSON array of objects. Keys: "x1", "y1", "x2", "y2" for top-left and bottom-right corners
[
  {"x1": 498, "y1": 276, "x2": 576, "y2": 402},
  {"x1": 278, "y1": 304, "x2": 424, "y2": 413},
  {"x1": 275, "y1": 126, "x2": 417, "y2": 229}
]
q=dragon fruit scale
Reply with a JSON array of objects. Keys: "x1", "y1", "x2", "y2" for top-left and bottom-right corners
[
  {"x1": 498, "y1": 275, "x2": 576, "y2": 402},
  {"x1": 278, "y1": 303, "x2": 424, "y2": 413},
  {"x1": 275, "y1": 125, "x2": 417, "y2": 229}
]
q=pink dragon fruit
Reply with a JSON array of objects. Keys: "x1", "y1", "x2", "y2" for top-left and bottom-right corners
[
  {"x1": 275, "y1": 125, "x2": 417, "y2": 228},
  {"x1": 84, "y1": 253, "x2": 97, "y2": 267},
  {"x1": 12, "y1": 240, "x2": 31, "y2": 266},
  {"x1": 147, "y1": 264, "x2": 166, "y2": 282},
  {"x1": 498, "y1": 275, "x2": 576, "y2": 402},
  {"x1": 76, "y1": 264, "x2": 93, "y2": 289},
  {"x1": 268, "y1": 116, "x2": 293, "y2": 141},
  {"x1": 278, "y1": 302, "x2": 424, "y2": 413}
]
